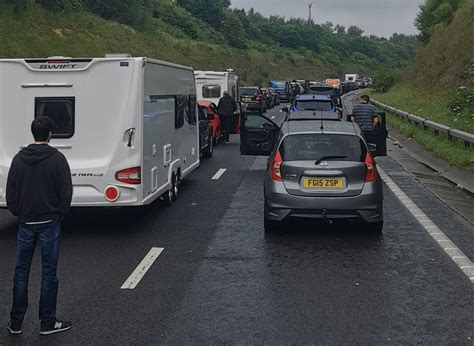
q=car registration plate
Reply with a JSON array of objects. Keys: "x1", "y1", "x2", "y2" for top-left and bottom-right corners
[
  {"x1": 243, "y1": 97, "x2": 252, "y2": 102},
  {"x1": 303, "y1": 177, "x2": 344, "y2": 189}
]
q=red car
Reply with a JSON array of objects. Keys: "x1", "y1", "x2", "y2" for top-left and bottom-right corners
[{"x1": 198, "y1": 101, "x2": 222, "y2": 145}]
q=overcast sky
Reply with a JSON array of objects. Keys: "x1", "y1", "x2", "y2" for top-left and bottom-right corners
[{"x1": 231, "y1": 0, "x2": 424, "y2": 37}]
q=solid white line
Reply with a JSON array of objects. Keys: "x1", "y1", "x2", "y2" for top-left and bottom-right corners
[
  {"x1": 212, "y1": 168, "x2": 227, "y2": 180},
  {"x1": 121, "y1": 247, "x2": 164, "y2": 290},
  {"x1": 378, "y1": 167, "x2": 474, "y2": 283}
]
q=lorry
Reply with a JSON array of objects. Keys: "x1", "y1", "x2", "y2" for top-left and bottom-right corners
[{"x1": 0, "y1": 55, "x2": 200, "y2": 208}]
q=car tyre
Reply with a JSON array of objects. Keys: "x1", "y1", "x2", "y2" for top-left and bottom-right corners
[
  {"x1": 365, "y1": 221, "x2": 383, "y2": 234},
  {"x1": 264, "y1": 218, "x2": 281, "y2": 232}
]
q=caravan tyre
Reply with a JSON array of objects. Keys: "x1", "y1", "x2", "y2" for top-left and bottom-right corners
[
  {"x1": 172, "y1": 174, "x2": 180, "y2": 201},
  {"x1": 161, "y1": 175, "x2": 176, "y2": 207}
]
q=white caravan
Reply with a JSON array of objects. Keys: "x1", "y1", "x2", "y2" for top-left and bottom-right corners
[
  {"x1": 0, "y1": 56, "x2": 200, "y2": 207},
  {"x1": 345, "y1": 74, "x2": 359, "y2": 82},
  {"x1": 194, "y1": 69, "x2": 240, "y2": 105}
]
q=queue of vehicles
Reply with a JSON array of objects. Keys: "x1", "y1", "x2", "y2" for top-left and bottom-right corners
[{"x1": 0, "y1": 54, "x2": 383, "y2": 232}]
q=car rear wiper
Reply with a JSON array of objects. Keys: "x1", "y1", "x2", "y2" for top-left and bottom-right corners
[{"x1": 315, "y1": 156, "x2": 348, "y2": 165}]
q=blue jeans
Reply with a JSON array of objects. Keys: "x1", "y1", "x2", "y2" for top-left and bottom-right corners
[{"x1": 10, "y1": 222, "x2": 61, "y2": 323}]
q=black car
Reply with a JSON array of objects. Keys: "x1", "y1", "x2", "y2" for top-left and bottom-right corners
[
  {"x1": 198, "y1": 106, "x2": 214, "y2": 158},
  {"x1": 240, "y1": 87, "x2": 267, "y2": 114}
]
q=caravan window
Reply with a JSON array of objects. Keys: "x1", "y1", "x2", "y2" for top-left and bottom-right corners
[
  {"x1": 187, "y1": 95, "x2": 197, "y2": 125},
  {"x1": 35, "y1": 97, "x2": 75, "y2": 138},
  {"x1": 202, "y1": 85, "x2": 221, "y2": 98},
  {"x1": 175, "y1": 96, "x2": 186, "y2": 129}
]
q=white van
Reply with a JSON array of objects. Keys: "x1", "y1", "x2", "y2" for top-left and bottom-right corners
[
  {"x1": 0, "y1": 56, "x2": 200, "y2": 207},
  {"x1": 194, "y1": 69, "x2": 240, "y2": 105}
]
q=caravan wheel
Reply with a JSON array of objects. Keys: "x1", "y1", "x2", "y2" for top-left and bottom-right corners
[
  {"x1": 160, "y1": 174, "x2": 176, "y2": 207},
  {"x1": 173, "y1": 174, "x2": 180, "y2": 201}
]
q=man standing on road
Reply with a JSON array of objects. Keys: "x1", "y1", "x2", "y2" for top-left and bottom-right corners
[
  {"x1": 350, "y1": 95, "x2": 376, "y2": 131},
  {"x1": 217, "y1": 91, "x2": 238, "y2": 144},
  {"x1": 6, "y1": 117, "x2": 73, "y2": 336}
]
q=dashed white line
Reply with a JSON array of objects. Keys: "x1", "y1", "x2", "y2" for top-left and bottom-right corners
[
  {"x1": 212, "y1": 168, "x2": 227, "y2": 180},
  {"x1": 121, "y1": 247, "x2": 164, "y2": 290},
  {"x1": 378, "y1": 167, "x2": 474, "y2": 283}
]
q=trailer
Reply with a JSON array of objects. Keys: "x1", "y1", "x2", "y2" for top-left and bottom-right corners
[{"x1": 0, "y1": 55, "x2": 200, "y2": 207}]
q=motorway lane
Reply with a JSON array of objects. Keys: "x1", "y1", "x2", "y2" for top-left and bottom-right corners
[{"x1": 0, "y1": 104, "x2": 473, "y2": 344}]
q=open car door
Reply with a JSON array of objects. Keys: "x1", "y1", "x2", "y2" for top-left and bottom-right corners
[
  {"x1": 364, "y1": 111, "x2": 388, "y2": 157},
  {"x1": 240, "y1": 112, "x2": 280, "y2": 155}
]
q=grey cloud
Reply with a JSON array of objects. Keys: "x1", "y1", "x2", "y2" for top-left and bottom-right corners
[{"x1": 231, "y1": 0, "x2": 424, "y2": 37}]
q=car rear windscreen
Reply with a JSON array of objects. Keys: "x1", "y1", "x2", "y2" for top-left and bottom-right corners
[
  {"x1": 240, "y1": 88, "x2": 258, "y2": 96},
  {"x1": 35, "y1": 97, "x2": 75, "y2": 138},
  {"x1": 294, "y1": 100, "x2": 333, "y2": 111},
  {"x1": 202, "y1": 85, "x2": 221, "y2": 98},
  {"x1": 279, "y1": 134, "x2": 367, "y2": 162}
]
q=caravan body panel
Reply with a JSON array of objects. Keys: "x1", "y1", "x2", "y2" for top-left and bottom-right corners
[{"x1": 0, "y1": 57, "x2": 199, "y2": 207}]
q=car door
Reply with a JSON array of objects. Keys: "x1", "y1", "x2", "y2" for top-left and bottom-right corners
[
  {"x1": 240, "y1": 113, "x2": 280, "y2": 155},
  {"x1": 364, "y1": 111, "x2": 388, "y2": 157}
]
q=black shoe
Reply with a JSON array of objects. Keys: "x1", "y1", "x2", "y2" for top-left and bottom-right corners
[
  {"x1": 40, "y1": 319, "x2": 72, "y2": 335},
  {"x1": 7, "y1": 320, "x2": 22, "y2": 335}
]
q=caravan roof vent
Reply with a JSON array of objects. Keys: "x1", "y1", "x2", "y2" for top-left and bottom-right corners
[{"x1": 105, "y1": 53, "x2": 132, "y2": 58}]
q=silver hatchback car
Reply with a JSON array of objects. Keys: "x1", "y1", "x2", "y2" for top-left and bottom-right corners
[{"x1": 240, "y1": 114, "x2": 384, "y2": 232}]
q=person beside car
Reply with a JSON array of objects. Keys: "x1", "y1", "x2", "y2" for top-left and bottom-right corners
[
  {"x1": 350, "y1": 95, "x2": 376, "y2": 131},
  {"x1": 217, "y1": 91, "x2": 238, "y2": 144}
]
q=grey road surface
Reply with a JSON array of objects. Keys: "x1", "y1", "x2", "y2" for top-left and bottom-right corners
[{"x1": 0, "y1": 104, "x2": 472, "y2": 344}]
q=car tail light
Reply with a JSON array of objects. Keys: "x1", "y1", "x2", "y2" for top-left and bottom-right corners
[
  {"x1": 105, "y1": 186, "x2": 120, "y2": 202},
  {"x1": 256, "y1": 96, "x2": 261, "y2": 101},
  {"x1": 364, "y1": 152, "x2": 377, "y2": 182},
  {"x1": 115, "y1": 167, "x2": 141, "y2": 184},
  {"x1": 271, "y1": 150, "x2": 283, "y2": 181}
]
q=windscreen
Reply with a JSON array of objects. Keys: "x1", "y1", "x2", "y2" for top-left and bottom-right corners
[
  {"x1": 272, "y1": 81, "x2": 286, "y2": 88},
  {"x1": 308, "y1": 87, "x2": 333, "y2": 96},
  {"x1": 294, "y1": 100, "x2": 333, "y2": 111},
  {"x1": 240, "y1": 88, "x2": 258, "y2": 96},
  {"x1": 280, "y1": 134, "x2": 367, "y2": 162}
]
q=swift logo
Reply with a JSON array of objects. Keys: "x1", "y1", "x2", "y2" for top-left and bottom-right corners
[
  {"x1": 39, "y1": 64, "x2": 78, "y2": 70},
  {"x1": 72, "y1": 173, "x2": 104, "y2": 177}
]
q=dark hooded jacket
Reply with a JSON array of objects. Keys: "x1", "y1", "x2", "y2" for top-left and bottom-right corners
[
  {"x1": 217, "y1": 95, "x2": 238, "y2": 116},
  {"x1": 6, "y1": 144, "x2": 72, "y2": 223}
]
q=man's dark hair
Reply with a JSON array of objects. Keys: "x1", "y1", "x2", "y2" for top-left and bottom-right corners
[
  {"x1": 361, "y1": 95, "x2": 370, "y2": 103},
  {"x1": 31, "y1": 117, "x2": 54, "y2": 142}
]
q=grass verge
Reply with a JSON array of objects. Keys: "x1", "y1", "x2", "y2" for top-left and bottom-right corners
[
  {"x1": 384, "y1": 111, "x2": 474, "y2": 171},
  {"x1": 371, "y1": 86, "x2": 474, "y2": 134}
]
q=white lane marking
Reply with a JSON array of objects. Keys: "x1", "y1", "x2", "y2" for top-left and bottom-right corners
[
  {"x1": 271, "y1": 116, "x2": 276, "y2": 119},
  {"x1": 212, "y1": 168, "x2": 227, "y2": 180},
  {"x1": 121, "y1": 247, "x2": 164, "y2": 289},
  {"x1": 378, "y1": 167, "x2": 474, "y2": 283}
]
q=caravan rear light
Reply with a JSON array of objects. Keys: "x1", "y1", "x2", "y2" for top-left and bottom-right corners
[
  {"x1": 105, "y1": 186, "x2": 120, "y2": 202},
  {"x1": 115, "y1": 167, "x2": 141, "y2": 185}
]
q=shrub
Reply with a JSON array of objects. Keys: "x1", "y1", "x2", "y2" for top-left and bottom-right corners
[{"x1": 373, "y1": 68, "x2": 400, "y2": 93}]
